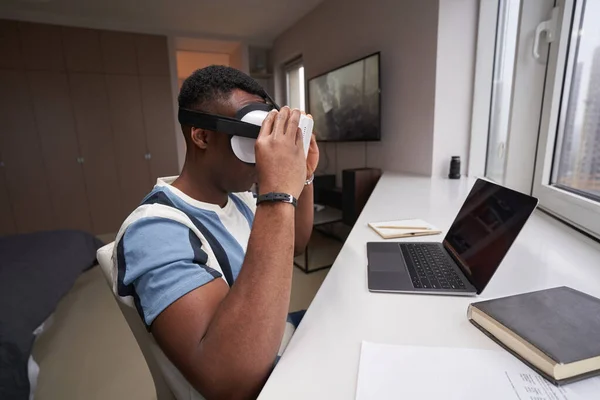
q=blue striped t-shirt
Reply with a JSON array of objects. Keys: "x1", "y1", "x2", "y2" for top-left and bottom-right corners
[
  {"x1": 113, "y1": 176, "x2": 257, "y2": 327},
  {"x1": 110, "y1": 177, "x2": 302, "y2": 399}
]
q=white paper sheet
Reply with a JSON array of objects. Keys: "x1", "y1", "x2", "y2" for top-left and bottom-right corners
[{"x1": 356, "y1": 342, "x2": 600, "y2": 400}]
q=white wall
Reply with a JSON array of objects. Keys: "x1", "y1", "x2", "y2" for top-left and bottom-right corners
[
  {"x1": 432, "y1": 0, "x2": 478, "y2": 178},
  {"x1": 272, "y1": 0, "x2": 440, "y2": 183},
  {"x1": 230, "y1": 44, "x2": 250, "y2": 74},
  {"x1": 177, "y1": 51, "x2": 229, "y2": 79},
  {"x1": 177, "y1": 51, "x2": 230, "y2": 81}
]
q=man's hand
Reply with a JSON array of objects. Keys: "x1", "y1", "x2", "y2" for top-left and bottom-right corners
[{"x1": 255, "y1": 107, "x2": 307, "y2": 199}]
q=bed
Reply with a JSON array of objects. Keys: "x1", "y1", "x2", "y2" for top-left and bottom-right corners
[{"x1": 0, "y1": 230, "x2": 104, "y2": 400}]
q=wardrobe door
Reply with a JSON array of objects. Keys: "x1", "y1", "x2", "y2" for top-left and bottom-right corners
[
  {"x1": 140, "y1": 76, "x2": 179, "y2": 182},
  {"x1": 61, "y1": 27, "x2": 104, "y2": 73},
  {"x1": 28, "y1": 71, "x2": 92, "y2": 231},
  {"x1": 0, "y1": 21, "x2": 25, "y2": 235},
  {"x1": 18, "y1": 22, "x2": 65, "y2": 72},
  {"x1": 100, "y1": 31, "x2": 138, "y2": 75},
  {"x1": 69, "y1": 73, "x2": 122, "y2": 234},
  {"x1": 0, "y1": 20, "x2": 24, "y2": 69},
  {"x1": 135, "y1": 34, "x2": 170, "y2": 76},
  {"x1": 105, "y1": 75, "x2": 153, "y2": 218},
  {"x1": 0, "y1": 70, "x2": 54, "y2": 232},
  {"x1": 0, "y1": 152, "x2": 17, "y2": 237}
]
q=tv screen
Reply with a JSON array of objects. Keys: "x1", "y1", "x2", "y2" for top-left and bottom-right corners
[{"x1": 308, "y1": 53, "x2": 380, "y2": 142}]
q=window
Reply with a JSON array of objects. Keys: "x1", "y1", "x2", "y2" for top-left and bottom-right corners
[
  {"x1": 485, "y1": 0, "x2": 520, "y2": 183},
  {"x1": 533, "y1": 0, "x2": 600, "y2": 236},
  {"x1": 285, "y1": 58, "x2": 305, "y2": 111},
  {"x1": 471, "y1": 0, "x2": 600, "y2": 238},
  {"x1": 550, "y1": 1, "x2": 600, "y2": 201}
]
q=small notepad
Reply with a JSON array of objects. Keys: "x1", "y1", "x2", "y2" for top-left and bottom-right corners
[{"x1": 368, "y1": 218, "x2": 442, "y2": 239}]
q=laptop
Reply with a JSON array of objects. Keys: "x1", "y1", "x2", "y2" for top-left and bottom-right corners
[{"x1": 367, "y1": 179, "x2": 538, "y2": 296}]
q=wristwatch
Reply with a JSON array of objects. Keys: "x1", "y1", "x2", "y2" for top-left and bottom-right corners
[{"x1": 256, "y1": 192, "x2": 298, "y2": 207}]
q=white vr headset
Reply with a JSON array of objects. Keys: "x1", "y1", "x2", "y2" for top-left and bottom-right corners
[{"x1": 178, "y1": 98, "x2": 313, "y2": 164}]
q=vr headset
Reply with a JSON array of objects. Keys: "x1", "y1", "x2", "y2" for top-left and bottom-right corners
[{"x1": 178, "y1": 93, "x2": 314, "y2": 164}]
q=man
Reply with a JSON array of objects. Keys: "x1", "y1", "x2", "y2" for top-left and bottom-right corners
[{"x1": 112, "y1": 65, "x2": 319, "y2": 399}]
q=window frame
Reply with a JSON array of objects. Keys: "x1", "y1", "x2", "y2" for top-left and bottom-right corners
[
  {"x1": 468, "y1": 0, "x2": 499, "y2": 178},
  {"x1": 532, "y1": 0, "x2": 600, "y2": 237},
  {"x1": 484, "y1": 0, "x2": 521, "y2": 185},
  {"x1": 470, "y1": 0, "x2": 552, "y2": 195},
  {"x1": 283, "y1": 57, "x2": 305, "y2": 111}
]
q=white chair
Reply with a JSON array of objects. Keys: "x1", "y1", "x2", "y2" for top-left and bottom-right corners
[{"x1": 96, "y1": 243, "x2": 179, "y2": 400}]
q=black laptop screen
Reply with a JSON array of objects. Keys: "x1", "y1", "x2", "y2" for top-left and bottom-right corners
[{"x1": 443, "y1": 179, "x2": 538, "y2": 293}]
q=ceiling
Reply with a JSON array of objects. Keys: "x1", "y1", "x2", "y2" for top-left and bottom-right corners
[{"x1": 0, "y1": 0, "x2": 325, "y2": 43}]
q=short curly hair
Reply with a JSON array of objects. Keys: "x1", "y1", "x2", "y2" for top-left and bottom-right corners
[{"x1": 178, "y1": 65, "x2": 267, "y2": 111}]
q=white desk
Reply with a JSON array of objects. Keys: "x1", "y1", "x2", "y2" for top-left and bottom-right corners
[{"x1": 259, "y1": 173, "x2": 600, "y2": 399}]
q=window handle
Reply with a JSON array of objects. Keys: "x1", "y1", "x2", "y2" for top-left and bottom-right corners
[{"x1": 533, "y1": 7, "x2": 559, "y2": 63}]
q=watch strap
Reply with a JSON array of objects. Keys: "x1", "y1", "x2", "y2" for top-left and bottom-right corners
[{"x1": 256, "y1": 192, "x2": 297, "y2": 207}]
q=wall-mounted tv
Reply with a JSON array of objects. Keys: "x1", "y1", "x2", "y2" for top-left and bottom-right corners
[{"x1": 308, "y1": 52, "x2": 380, "y2": 142}]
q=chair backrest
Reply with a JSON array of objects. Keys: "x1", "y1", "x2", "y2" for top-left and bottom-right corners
[{"x1": 97, "y1": 243, "x2": 177, "y2": 400}]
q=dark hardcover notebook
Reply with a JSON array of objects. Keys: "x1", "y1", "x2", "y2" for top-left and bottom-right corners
[{"x1": 469, "y1": 286, "x2": 600, "y2": 385}]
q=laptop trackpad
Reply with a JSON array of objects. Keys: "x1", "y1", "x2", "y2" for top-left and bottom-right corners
[{"x1": 368, "y1": 244, "x2": 406, "y2": 272}]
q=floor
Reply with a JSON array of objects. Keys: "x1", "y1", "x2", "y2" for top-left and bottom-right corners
[
  {"x1": 32, "y1": 230, "x2": 339, "y2": 399},
  {"x1": 32, "y1": 267, "x2": 156, "y2": 400}
]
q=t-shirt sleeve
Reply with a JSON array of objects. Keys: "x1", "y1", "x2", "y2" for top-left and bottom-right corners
[{"x1": 117, "y1": 216, "x2": 222, "y2": 326}]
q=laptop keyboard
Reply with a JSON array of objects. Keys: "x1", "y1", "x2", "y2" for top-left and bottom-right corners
[{"x1": 401, "y1": 243, "x2": 466, "y2": 290}]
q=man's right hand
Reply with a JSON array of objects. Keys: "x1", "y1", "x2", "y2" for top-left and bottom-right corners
[{"x1": 255, "y1": 106, "x2": 307, "y2": 199}]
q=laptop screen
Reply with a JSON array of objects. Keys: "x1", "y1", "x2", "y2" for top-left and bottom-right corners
[{"x1": 443, "y1": 179, "x2": 538, "y2": 293}]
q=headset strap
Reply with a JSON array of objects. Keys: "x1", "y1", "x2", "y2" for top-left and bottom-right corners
[{"x1": 178, "y1": 108, "x2": 261, "y2": 139}]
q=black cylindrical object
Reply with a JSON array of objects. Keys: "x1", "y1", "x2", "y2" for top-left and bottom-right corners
[{"x1": 448, "y1": 156, "x2": 461, "y2": 179}]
